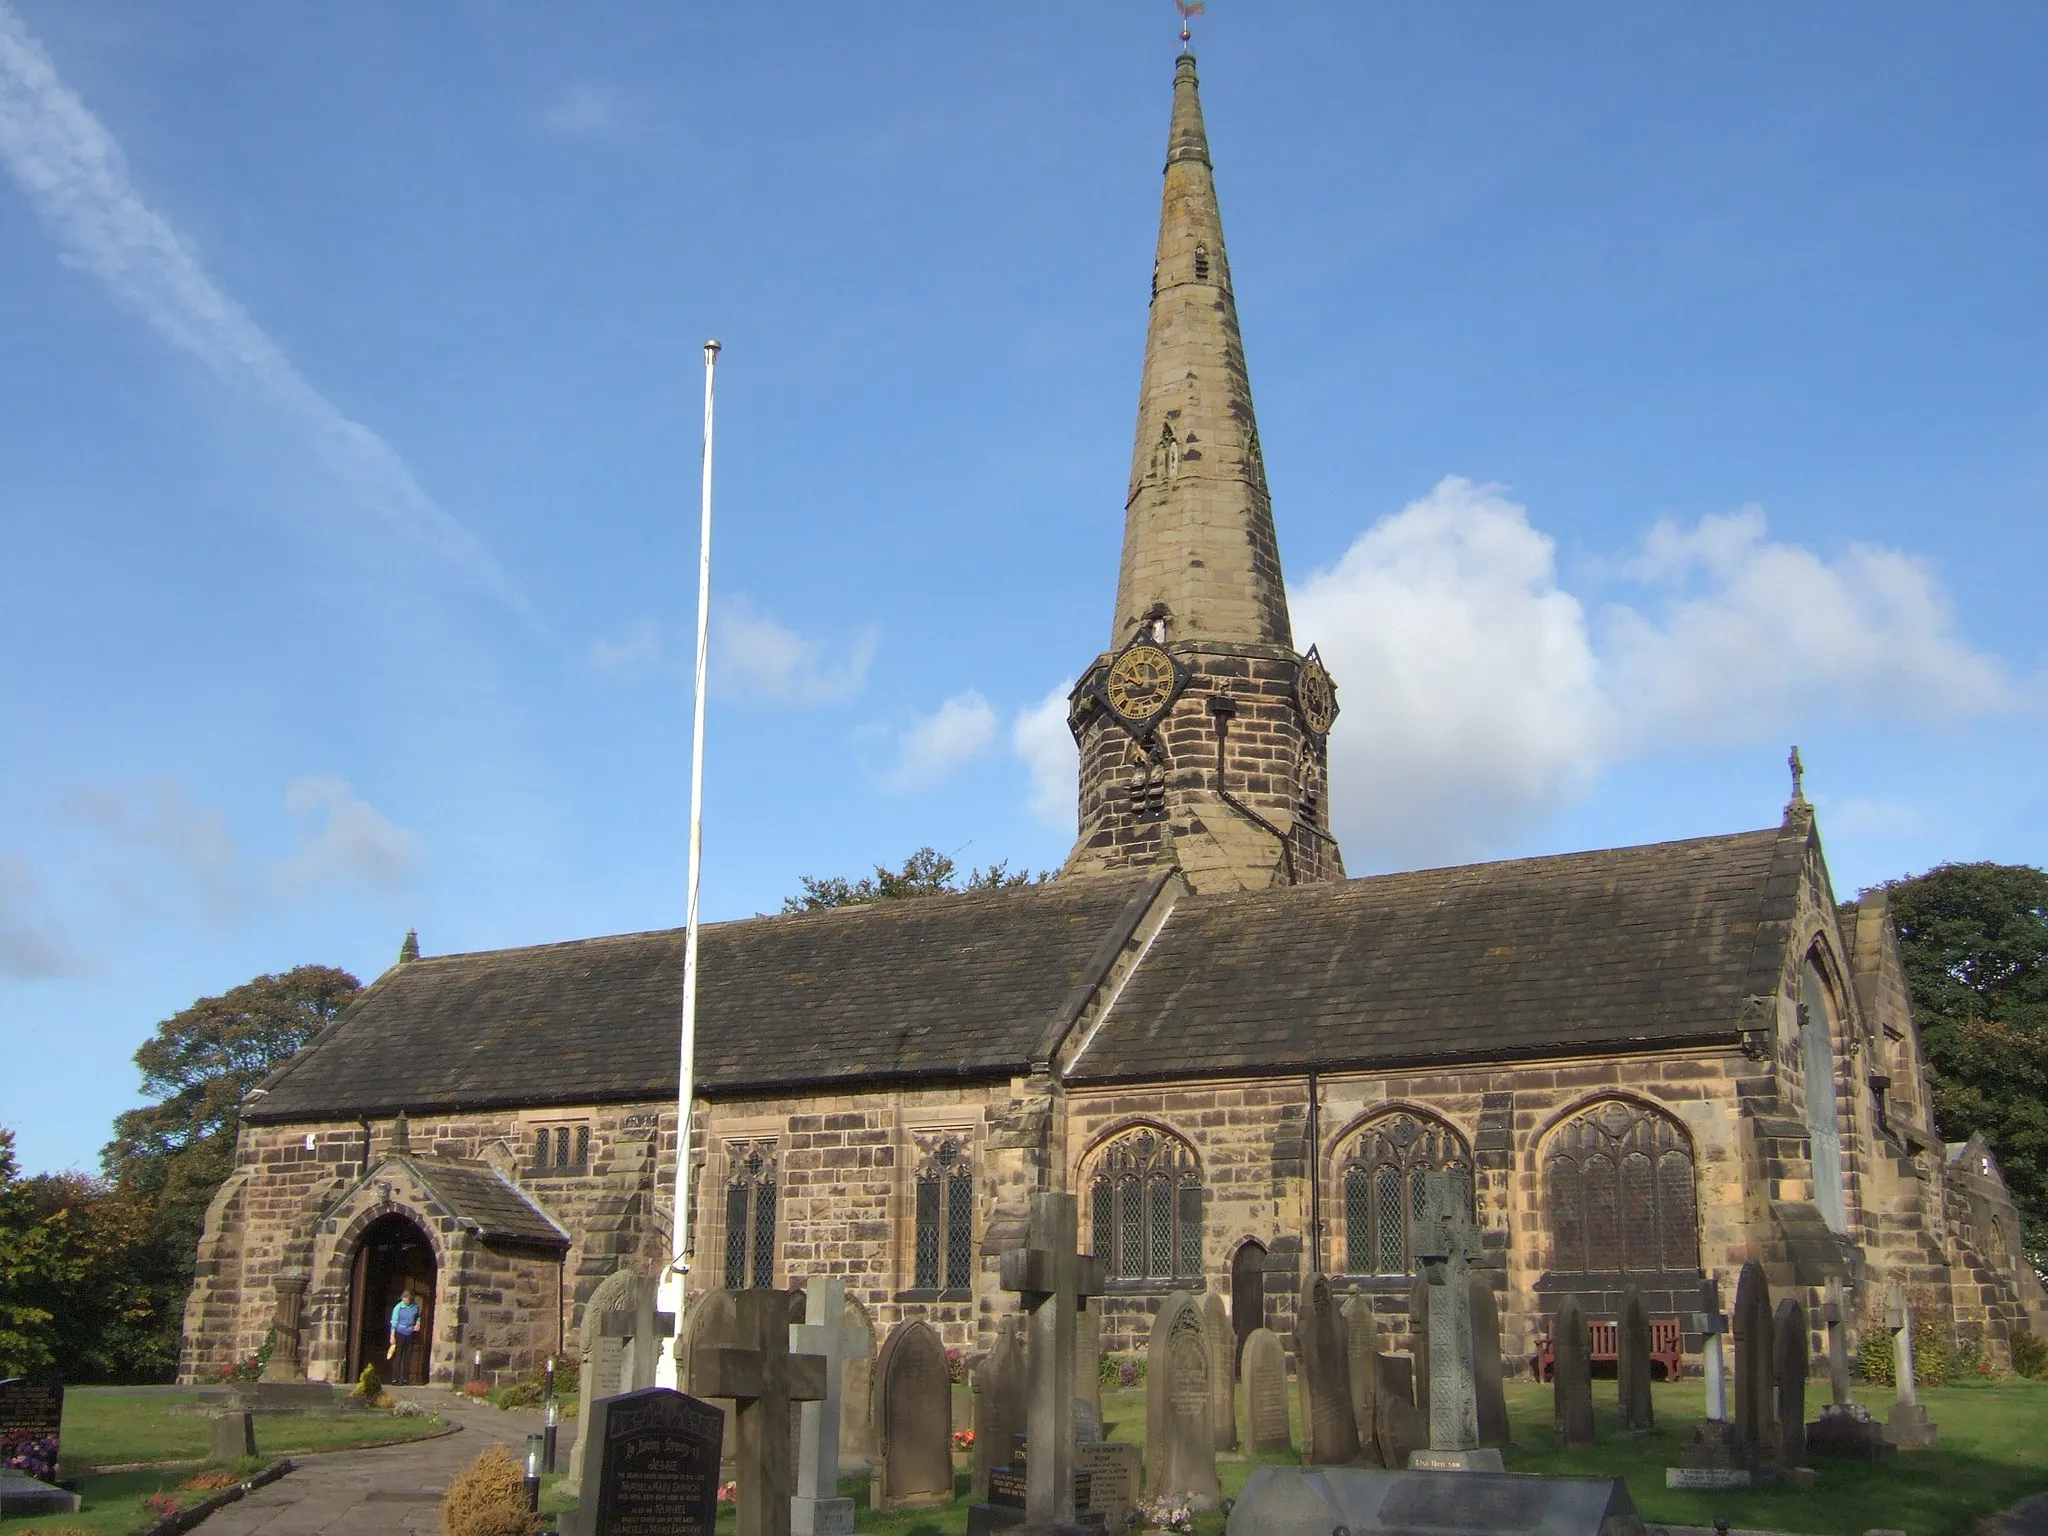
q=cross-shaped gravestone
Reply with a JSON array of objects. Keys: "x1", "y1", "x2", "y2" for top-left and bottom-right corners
[
  {"x1": 696, "y1": 1288, "x2": 829, "y2": 1536},
  {"x1": 1408, "y1": 1170, "x2": 1496, "y2": 1470},
  {"x1": 998, "y1": 1189, "x2": 1100, "y2": 1529},
  {"x1": 1693, "y1": 1278, "x2": 1729, "y2": 1422},
  {"x1": 788, "y1": 1276, "x2": 857, "y2": 1536},
  {"x1": 1819, "y1": 1278, "x2": 1853, "y2": 1410},
  {"x1": 600, "y1": 1283, "x2": 677, "y2": 1395}
]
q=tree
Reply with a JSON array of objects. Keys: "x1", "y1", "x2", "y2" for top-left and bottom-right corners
[
  {"x1": 782, "y1": 847, "x2": 1043, "y2": 912},
  {"x1": 0, "y1": 1128, "x2": 80, "y2": 1377},
  {"x1": 1883, "y1": 862, "x2": 2048, "y2": 1267}
]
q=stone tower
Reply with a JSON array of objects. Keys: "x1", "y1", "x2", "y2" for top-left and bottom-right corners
[{"x1": 1063, "y1": 53, "x2": 1344, "y2": 892}]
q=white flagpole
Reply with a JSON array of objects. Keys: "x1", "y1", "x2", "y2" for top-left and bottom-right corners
[{"x1": 658, "y1": 338, "x2": 720, "y2": 1388}]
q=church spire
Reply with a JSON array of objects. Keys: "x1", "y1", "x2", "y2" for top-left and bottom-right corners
[{"x1": 1112, "y1": 52, "x2": 1292, "y2": 649}]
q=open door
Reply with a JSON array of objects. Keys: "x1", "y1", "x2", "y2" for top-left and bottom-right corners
[{"x1": 346, "y1": 1212, "x2": 437, "y2": 1385}]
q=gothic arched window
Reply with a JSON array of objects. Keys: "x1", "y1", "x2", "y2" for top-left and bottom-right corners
[
  {"x1": 1088, "y1": 1126, "x2": 1202, "y2": 1282},
  {"x1": 1544, "y1": 1099, "x2": 1699, "y2": 1275},
  {"x1": 722, "y1": 1142, "x2": 778, "y2": 1290},
  {"x1": 913, "y1": 1136, "x2": 976, "y2": 1293},
  {"x1": 1338, "y1": 1110, "x2": 1472, "y2": 1277}
]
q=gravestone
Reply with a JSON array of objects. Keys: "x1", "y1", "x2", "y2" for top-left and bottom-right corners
[
  {"x1": 570, "y1": 1271, "x2": 642, "y2": 1485},
  {"x1": 1146, "y1": 1290, "x2": 1220, "y2": 1505},
  {"x1": 209, "y1": 1409, "x2": 257, "y2": 1462},
  {"x1": 1773, "y1": 1297, "x2": 1808, "y2": 1468},
  {"x1": 0, "y1": 1468, "x2": 81, "y2": 1519},
  {"x1": 972, "y1": 1318, "x2": 1026, "y2": 1504},
  {"x1": 1073, "y1": 1397, "x2": 1101, "y2": 1446},
  {"x1": 1551, "y1": 1299, "x2": 1594, "y2": 1447},
  {"x1": 0, "y1": 1379, "x2": 63, "y2": 1480},
  {"x1": 1884, "y1": 1284, "x2": 1939, "y2": 1448},
  {"x1": 1293, "y1": 1273, "x2": 1361, "y2": 1466},
  {"x1": 1405, "y1": 1171, "x2": 1498, "y2": 1473},
  {"x1": 1074, "y1": 1442, "x2": 1140, "y2": 1529},
  {"x1": 1732, "y1": 1260, "x2": 1776, "y2": 1468},
  {"x1": 1373, "y1": 1352, "x2": 1429, "y2": 1468},
  {"x1": 1224, "y1": 1466, "x2": 1647, "y2": 1536},
  {"x1": 1469, "y1": 1277, "x2": 1509, "y2": 1452},
  {"x1": 261, "y1": 1275, "x2": 310, "y2": 1382},
  {"x1": 1200, "y1": 1291, "x2": 1237, "y2": 1453},
  {"x1": 1617, "y1": 1288, "x2": 1654, "y2": 1433},
  {"x1": 1407, "y1": 1274, "x2": 1431, "y2": 1429},
  {"x1": 1340, "y1": 1295, "x2": 1384, "y2": 1464},
  {"x1": 573, "y1": 1386, "x2": 724, "y2": 1536},
  {"x1": 677, "y1": 1290, "x2": 741, "y2": 1470},
  {"x1": 871, "y1": 1319, "x2": 954, "y2": 1509},
  {"x1": 1076, "y1": 1302, "x2": 1101, "y2": 1424},
  {"x1": 789, "y1": 1276, "x2": 858, "y2": 1535},
  {"x1": 695, "y1": 1288, "x2": 828, "y2": 1536},
  {"x1": 1671, "y1": 1277, "x2": 1746, "y2": 1486},
  {"x1": 1242, "y1": 1327, "x2": 1292, "y2": 1455},
  {"x1": 1807, "y1": 1279, "x2": 1893, "y2": 1461},
  {"x1": 996, "y1": 1188, "x2": 1101, "y2": 1532},
  {"x1": 838, "y1": 1296, "x2": 875, "y2": 1472}
]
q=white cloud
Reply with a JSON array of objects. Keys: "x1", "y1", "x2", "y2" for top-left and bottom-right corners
[
  {"x1": 882, "y1": 691, "x2": 998, "y2": 793},
  {"x1": 713, "y1": 597, "x2": 877, "y2": 705},
  {"x1": 1013, "y1": 682, "x2": 1078, "y2": 828},
  {"x1": 67, "y1": 780, "x2": 243, "y2": 918},
  {"x1": 1290, "y1": 477, "x2": 2014, "y2": 868},
  {"x1": 1603, "y1": 508, "x2": 2012, "y2": 741},
  {"x1": 589, "y1": 619, "x2": 663, "y2": 678},
  {"x1": 0, "y1": 853, "x2": 87, "y2": 979},
  {"x1": 1293, "y1": 477, "x2": 1612, "y2": 866},
  {"x1": 279, "y1": 776, "x2": 417, "y2": 889},
  {"x1": 0, "y1": 4, "x2": 525, "y2": 613},
  {"x1": 542, "y1": 82, "x2": 623, "y2": 138}
]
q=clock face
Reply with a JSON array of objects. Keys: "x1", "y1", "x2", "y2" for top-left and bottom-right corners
[
  {"x1": 1296, "y1": 651, "x2": 1337, "y2": 736},
  {"x1": 1104, "y1": 642, "x2": 1178, "y2": 726}
]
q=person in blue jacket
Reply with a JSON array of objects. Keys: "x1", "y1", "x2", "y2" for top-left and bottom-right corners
[{"x1": 387, "y1": 1287, "x2": 423, "y2": 1384}]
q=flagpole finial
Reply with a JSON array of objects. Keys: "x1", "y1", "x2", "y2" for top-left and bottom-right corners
[{"x1": 1175, "y1": 0, "x2": 1204, "y2": 51}]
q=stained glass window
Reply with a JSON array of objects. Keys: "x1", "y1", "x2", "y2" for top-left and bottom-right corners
[
  {"x1": 1087, "y1": 1126, "x2": 1203, "y2": 1282},
  {"x1": 723, "y1": 1144, "x2": 778, "y2": 1289},
  {"x1": 913, "y1": 1138, "x2": 976, "y2": 1293},
  {"x1": 1543, "y1": 1100, "x2": 1699, "y2": 1275},
  {"x1": 1335, "y1": 1110, "x2": 1472, "y2": 1277}
]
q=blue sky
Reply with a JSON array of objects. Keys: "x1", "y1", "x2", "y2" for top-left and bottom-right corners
[{"x1": 3, "y1": 4, "x2": 2044, "y2": 1177}]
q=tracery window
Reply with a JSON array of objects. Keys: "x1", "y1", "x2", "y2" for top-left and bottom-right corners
[
  {"x1": 1088, "y1": 1126, "x2": 1202, "y2": 1282},
  {"x1": 721, "y1": 1141, "x2": 778, "y2": 1290},
  {"x1": 531, "y1": 1121, "x2": 590, "y2": 1173},
  {"x1": 912, "y1": 1136, "x2": 976, "y2": 1292},
  {"x1": 1338, "y1": 1110, "x2": 1472, "y2": 1276},
  {"x1": 1544, "y1": 1099, "x2": 1699, "y2": 1275}
]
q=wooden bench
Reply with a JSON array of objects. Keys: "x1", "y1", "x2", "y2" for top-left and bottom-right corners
[{"x1": 1531, "y1": 1316, "x2": 1683, "y2": 1382}]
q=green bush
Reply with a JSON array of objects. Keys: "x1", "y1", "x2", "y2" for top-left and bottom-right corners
[
  {"x1": 2011, "y1": 1330, "x2": 2048, "y2": 1379},
  {"x1": 439, "y1": 1445, "x2": 542, "y2": 1536},
  {"x1": 1858, "y1": 1317, "x2": 1956, "y2": 1386},
  {"x1": 351, "y1": 1362, "x2": 383, "y2": 1399}
]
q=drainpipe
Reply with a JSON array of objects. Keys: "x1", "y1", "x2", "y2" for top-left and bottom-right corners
[{"x1": 1307, "y1": 1069, "x2": 1324, "y2": 1278}]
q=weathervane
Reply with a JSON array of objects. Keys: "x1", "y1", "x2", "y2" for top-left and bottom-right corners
[{"x1": 1175, "y1": 0, "x2": 1204, "y2": 50}]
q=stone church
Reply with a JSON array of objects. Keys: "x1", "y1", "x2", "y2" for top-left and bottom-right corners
[{"x1": 180, "y1": 52, "x2": 2044, "y2": 1393}]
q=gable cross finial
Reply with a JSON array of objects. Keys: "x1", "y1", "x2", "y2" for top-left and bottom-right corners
[
  {"x1": 1788, "y1": 744, "x2": 1806, "y2": 807},
  {"x1": 1175, "y1": 0, "x2": 1204, "y2": 50}
]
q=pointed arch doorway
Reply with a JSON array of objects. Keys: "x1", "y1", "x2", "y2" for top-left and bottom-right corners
[
  {"x1": 1229, "y1": 1239, "x2": 1267, "y2": 1371},
  {"x1": 346, "y1": 1211, "x2": 437, "y2": 1385}
]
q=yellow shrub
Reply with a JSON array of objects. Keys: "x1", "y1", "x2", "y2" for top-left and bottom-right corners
[{"x1": 440, "y1": 1445, "x2": 541, "y2": 1536}]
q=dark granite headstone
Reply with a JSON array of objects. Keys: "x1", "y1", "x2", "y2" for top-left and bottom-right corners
[
  {"x1": 1469, "y1": 1277, "x2": 1509, "y2": 1452},
  {"x1": 1732, "y1": 1260, "x2": 1775, "y2": 1467},
  {"x1": 1224, "y1": 1466, "x2": 1645, "y2": 1536},
  {"x1": 1146, "y1": 1290, "x2": 1219, "y2": 1504},
  {"x1": 575, "y1": 1386, "x2": 724, "y2": 1536},
  {"x1": 1774, "y1": 1297, "x2": 1808, "y2": 1467},
  {"x1": 1243, "y1": 1327, "x2": 1291, "y2": 1455},
  {"x1": 871, "y1": 1320, "x2": 953, "y2": 1510},
  {"x1": 1552, "y1": 1299, "x2": 1594, "y2": 1447},
  {"x1": 972, "y1": 1318, "x2": 1025, "y2": 1503},
  {"x1": 1201, "y1": 1290, "x2": 1237, "y2": 1453},
  {"x1": 0, "y1": 1379, "x2": 62, "y2": 1478},
  {"x1": 1617, "y1": 1287, "x2": 1654, "y2": 1433},
  {"x1": 1293, "y1": 1273, "x2": 1360, "y2": 1466}
]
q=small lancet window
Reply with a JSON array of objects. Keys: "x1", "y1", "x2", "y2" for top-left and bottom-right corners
[{"x1": 1193, "y1": 244, "x2": 1210, "y2": 281}]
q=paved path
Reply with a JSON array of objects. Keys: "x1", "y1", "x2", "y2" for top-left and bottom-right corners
[{"x1": 196, "y1": 1390, "x2": 547, "y2": 1536}]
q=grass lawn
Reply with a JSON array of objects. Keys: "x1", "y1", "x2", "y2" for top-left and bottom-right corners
[
  {"x1": 544, "y1": 1375, "x2": 2048, "y2": 1536},
  {"x1": 0, "y1": 1388, "x2": 451, "y2": 1536}
]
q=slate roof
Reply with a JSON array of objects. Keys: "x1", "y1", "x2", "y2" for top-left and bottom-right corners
[
  {"x1": 244, "y1": 874, "x2": 1162, "y2": 1123},
  {"x1": 399, "y1": 1155, "x2": 570, "y2": 1248},
  {"x1": 1065, "y1": 825, "x2": 1799, "y2": 1083}
]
